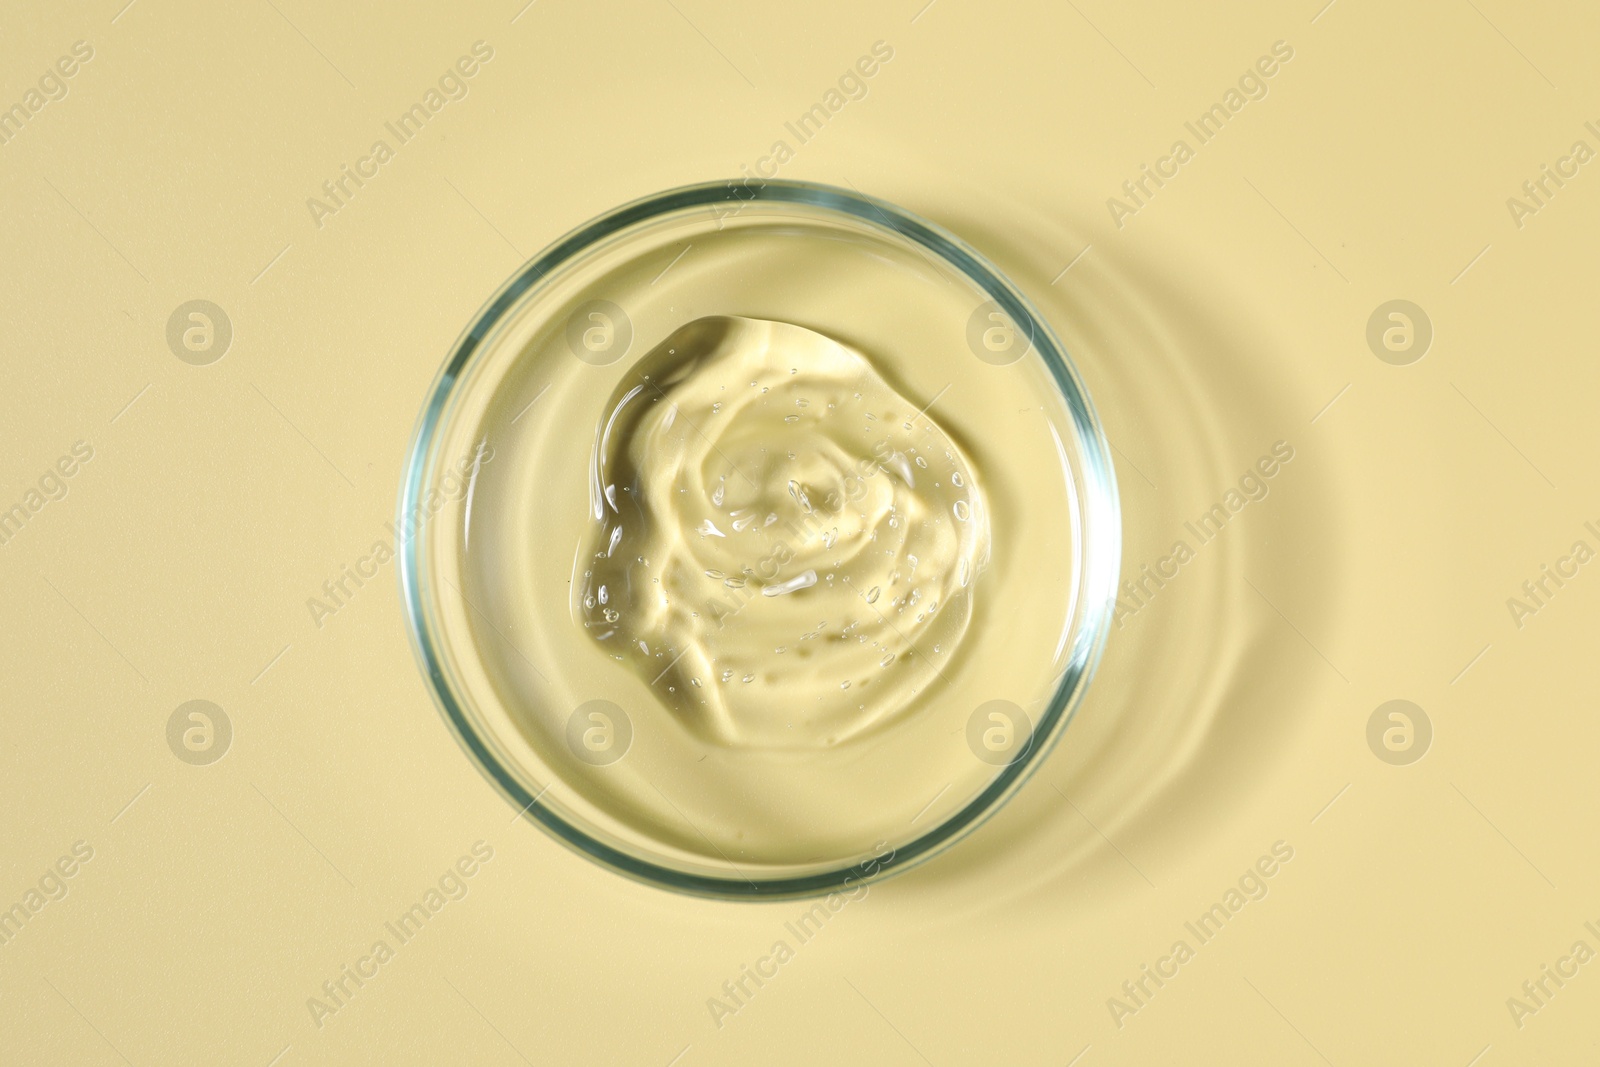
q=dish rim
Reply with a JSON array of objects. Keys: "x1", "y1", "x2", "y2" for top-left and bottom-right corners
[{"x1": 398, "y1": 178, "x2": 1122, "y2": 900}]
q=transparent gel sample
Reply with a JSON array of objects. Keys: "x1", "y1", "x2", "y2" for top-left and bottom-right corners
[{"x1": 576, "y1": 316, "x2": 990, "y2": 748}]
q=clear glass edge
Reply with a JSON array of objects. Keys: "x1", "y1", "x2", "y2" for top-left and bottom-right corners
[{"x1": 396, "y1": 179, "x2": 1124, "y2": 901}]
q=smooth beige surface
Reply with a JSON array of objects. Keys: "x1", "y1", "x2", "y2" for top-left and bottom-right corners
[{"x1": 3, "y1": 1, "x2": 1598, "y2": 1063}]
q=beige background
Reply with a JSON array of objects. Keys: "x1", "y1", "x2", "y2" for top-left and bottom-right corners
[{"x1": 3, "y1": 0, "x2": 1598, "y2": 1063}]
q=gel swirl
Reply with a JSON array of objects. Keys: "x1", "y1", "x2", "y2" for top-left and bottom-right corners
[{"x1": 574, "y1": 316, "x2": 990, "y2": 748}]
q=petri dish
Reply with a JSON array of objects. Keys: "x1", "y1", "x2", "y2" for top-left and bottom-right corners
[{"x1": 399, "y1": 180, "x2": 1120, "y2": 899}]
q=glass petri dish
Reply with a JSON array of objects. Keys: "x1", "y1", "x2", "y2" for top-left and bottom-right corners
[{"x1": 399, "y1": 180, "x2": 1120, "y2": 899}]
